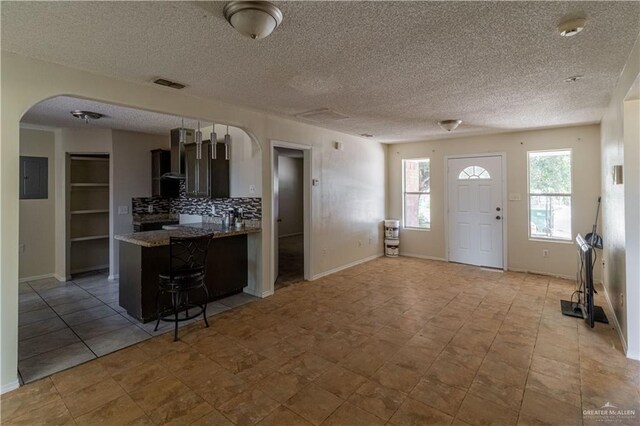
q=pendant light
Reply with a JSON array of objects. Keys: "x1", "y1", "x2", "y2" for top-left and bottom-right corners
[
  {"x1": 224, "y1": 125, "x2": 231, "y2": 160},
  {"x1": 210, "y1": 123, "x2": 218, "y2": 160},
  {"x1": 178, "y1": 118, "x2": 186, "y2": 144},
  {"x1": 195, "y1": 121, "x2": 203, "y2": 160}
]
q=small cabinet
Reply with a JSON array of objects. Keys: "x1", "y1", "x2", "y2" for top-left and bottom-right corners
[{"x1": 185, "y1": 141, "x2": 229, "y2": 198}]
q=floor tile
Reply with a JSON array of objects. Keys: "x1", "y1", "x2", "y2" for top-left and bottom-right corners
[
  {"x1": 51, "y1": 296, "x2": 104, "y2": 316},
  {"x1": 284, "y1": 385, "x2": 343, "y2": 425},
  {"x1": 410, "y1": 376, "x2": 467, "y2": 416},
  {"x1": 3, "y1": 395, "x2": 74, "y2": 425},
  {"x1": 18, "y1": 328, "x2": 82, "y2": 361},
  {"x1": 256, "y1": 371, "x2": 309, "y2": 403},
  {"x1": 61, "y1": 304, "x2": 117, "y2": 326},
  {"x1": 60, "y1": 377, "x2": 126, "y2": 418},
  {"x1": 18, "y1": 342, "x2": 96, "y2": 383},
  {"x1": 314, "y1": 364, "x2": 368, "y2": 399},
  {"x1": 18, "y1": 316, "x2": 67, "y2": 341},
  {"x1": 71, "y1": 313, "x2": 132, "y2": 340},
  {"x1": 218, "y1": 389, "x2": 280, "y2": 425},
  {"x1": 348, "y1": 380, "x2": 407, "y2": 421},
  {"x1": 18, "y1": 306, "x2": 57, "y2": 326},
  {"x1": 323, "y1": 402, "x2": 386, "y2": 426},
  {"x1": 389, "y1": 397, "x2": 453, "y2": 426},
  {"x1": 0, "y1": 378, "x2": 60, "y2": 421},
  {"x1": 83, "y1": 324, "x2": 151, "y2": 356},
  {"x1": 74, "y1": 394, "x2": 145, "y2": 426},
  {"x1": 255, "y1": 406, "x2": 311, "y2": 426}
]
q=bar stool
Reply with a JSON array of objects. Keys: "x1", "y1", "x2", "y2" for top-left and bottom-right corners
[{"x1": 155, "y1": 234, "x2": 212, "y2": 341}]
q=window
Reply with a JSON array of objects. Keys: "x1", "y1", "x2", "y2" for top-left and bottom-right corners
[
  {"x1": 403, "y1": 158, "x2": 430, "y2": 229},
  {"x1": 458, "y1": 166, "x2": 490, "y2": 180},
  {"x1": 528, "y1": 150, "x2": 572, "y2": 240}
]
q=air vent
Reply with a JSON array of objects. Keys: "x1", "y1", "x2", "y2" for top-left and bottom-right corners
[
  {"x1": 295, "y1": 108, "x2": 349, "y2": 123},
  {"x1": 153, "y1": 78, "x2": 187, "y2": 90}
]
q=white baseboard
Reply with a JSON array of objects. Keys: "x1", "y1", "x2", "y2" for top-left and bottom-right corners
[
  {"x1": 507, "y1": 267, "x2": 575, "y2": 281},
  {"x1": 600, "y1": 281, "x2": 630, "y2": 357},
  {"x1": 279, "y1": 232, "x2": 303, "y2": 238},
  {"x1": 1, "y1": 380, "x2": 20, "y2": 394},
  {"x1": 70, "y1": 264, "x2": 109, "y2": 275},
  {"x1": 261, "y1": 289, "x2": 275, "y2": 298},
  {"x1": 108, "y1": 274, "x2": 119, "y2": 281},
  {"x1": 311, "y1": 253, "x2": 383, "y2": 281},
  {"x1": 399, "y1": 252, "x2": 447, "y2": 262},
  {"x1": 54, "y1": 273, "x2": 71, "y2": 282},
  {"x1": 18, "y1": 273, "x2": 54, "y2": 283}
]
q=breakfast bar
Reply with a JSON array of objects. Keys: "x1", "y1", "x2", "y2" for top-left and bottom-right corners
[{"x1": 115, "y1": 223, "x2": 261, "y2": 322}]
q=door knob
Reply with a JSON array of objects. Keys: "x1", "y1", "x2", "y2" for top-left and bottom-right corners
[
  {"x1": 496, "y1": 216, "x2": 502, "y2": 220},
  {"x1": 496, "y1": 207, "x2": 501, "y2": 211}
]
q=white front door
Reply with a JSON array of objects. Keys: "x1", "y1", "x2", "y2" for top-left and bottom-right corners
[{"x1": 448, "y1": 156, "x2": 504, "y2": 268}]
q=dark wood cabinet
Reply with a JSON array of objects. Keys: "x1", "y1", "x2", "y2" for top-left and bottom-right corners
[
  {"x1": 119, "y1": 235, "x2": 248, "y2": 322},
  {"x1": 151, "y1": 149, "x2": 178, "y2": 198},
  {"x1": 184, "y1": 141, "x2": 230, "y2": 198}
]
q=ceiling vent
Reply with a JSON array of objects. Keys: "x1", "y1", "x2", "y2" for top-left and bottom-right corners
[
  {"x1": 153, "y1": 78, "x2": 187, "y2": 90},
  {"x1": 295, "y1": 108, "x2": 349, "y2": 123}
]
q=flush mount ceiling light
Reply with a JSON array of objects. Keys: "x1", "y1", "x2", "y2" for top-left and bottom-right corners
[
  {"x1": 70, "y1": 110, "x2": 103, "y2": 124},
  {"x1": 558, "y1": 18, "x2": 586, "y2": 37},
  {"x1": 223, "y1": 1, "x2": 283, "y2": 40},
  {"x1": 437, "y1": 119, "x2": 462, "y2": 132},
  {"x1": 360, "y1": 133, "x2": 374, "y2": 138}
]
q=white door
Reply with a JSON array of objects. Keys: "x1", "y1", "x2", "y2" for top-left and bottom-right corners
[{"x1": 448, "y1": 156, "x2": 504, "y2": 268}]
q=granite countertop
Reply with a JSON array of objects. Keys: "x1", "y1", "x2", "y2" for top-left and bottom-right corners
[
  {"x1": 132, "y1": 214, "x2": 178, "y2": 225},
  {"x1": 115, "y1": 223, "x2": 261, "y2": 248}
]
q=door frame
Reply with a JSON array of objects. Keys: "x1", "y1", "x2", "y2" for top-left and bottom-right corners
[
  {"x1": 444, "y1": 152, "x2": 508, "y2": 270},
  {"x1": 270, "y1": 140, "x2": 313, "y2": 289}
]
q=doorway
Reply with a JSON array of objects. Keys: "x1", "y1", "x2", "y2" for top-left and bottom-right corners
[
  {"x1": 446, "y1": 154, "x2": 506, "y2": 269},
  {"x1": 271, "y1": 142, "x2": 312, "y2": 290}
]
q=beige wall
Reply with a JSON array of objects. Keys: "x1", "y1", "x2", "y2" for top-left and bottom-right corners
[
  {"x1": 0, "y1": 52, "x2": 386, "y2": 390},
  {"x1": 278, "y1": 156, "x2": 303, "y2": 237},
  {"x1": 600, "y1": 34, "x2": 640, "y2": 359},
  {"x1": 111, "y1": 130, "x2": 170, "y2": 277},
  {"x1": 387, "y1": 124, "x2": 601, "y2": 279},
  {"x1": 18, "y1": 128, "x2": 55, "y2": 280}
]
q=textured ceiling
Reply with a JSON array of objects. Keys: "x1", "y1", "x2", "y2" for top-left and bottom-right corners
[
  {"x1": 22, "y1": 96, "x2": 211, "y2": 134},
  {"x1": 3, "y1": 1, "x2": 640, "y2": 143}
]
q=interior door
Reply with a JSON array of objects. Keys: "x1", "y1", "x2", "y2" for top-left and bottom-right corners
[
  {"x1": 273, "y1": 151, "x2": 280, "y2": 282},
  {"x1": 448, "y1": 156, "x2": 504, "y2": 268}
]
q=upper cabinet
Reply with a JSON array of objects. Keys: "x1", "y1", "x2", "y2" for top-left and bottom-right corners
[
  {"x1": 151, "y1": 149, "x2": 178, "y2": 198},
  {"x1": 185, "y1": 141, "x2": 230, "y2": 198}
]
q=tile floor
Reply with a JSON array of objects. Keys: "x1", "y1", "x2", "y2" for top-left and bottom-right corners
[
  {"x1": 275, "y1": 235, "x2": 304, "y2": 289},
  {"x1": 4, "y1": 257, "x2": 640, "y2": 425},
  {"x1": 17, "y1": 270, "x2": 257, "y2": 384}
]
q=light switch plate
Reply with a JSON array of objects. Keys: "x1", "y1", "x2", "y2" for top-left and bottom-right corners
[
  {"x1": 508, "y1": 193, "x2": 522, "y2": 201},
  {"x1": 118, "y1": 206, "x2": 129, "y2": 215}
]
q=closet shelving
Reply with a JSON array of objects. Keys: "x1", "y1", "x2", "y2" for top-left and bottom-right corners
[{"x1": 68, "y1": 154, "x2": 110, "y2": 275}]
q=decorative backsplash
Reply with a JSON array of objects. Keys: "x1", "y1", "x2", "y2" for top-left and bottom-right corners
[
  {"x1": 132, "y1": 183, "x2": 262, "y2": 220},
  {"x1": 132, "y1": 197, "x2": 172, "y2": 215}
]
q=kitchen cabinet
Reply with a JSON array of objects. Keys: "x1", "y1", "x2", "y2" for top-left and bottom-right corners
[
  {"x1": 151, "y1": 149, "x2": 178, "y2": 198},
  {"x1": 185, "y1": 141, "x2": 230, "y2": 198}
]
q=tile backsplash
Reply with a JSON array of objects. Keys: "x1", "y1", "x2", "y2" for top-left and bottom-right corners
[{"x1": 132, "y1": 183, "x2": 261, "y2": 220}]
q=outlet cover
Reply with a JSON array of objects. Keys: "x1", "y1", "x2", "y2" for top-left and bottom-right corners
[
  {"x1": 249, "y1": 185, "x2": 256, "y2": 194},
  {"x1": 118, "y1": 206, "x2": 129, "y2": 215}
]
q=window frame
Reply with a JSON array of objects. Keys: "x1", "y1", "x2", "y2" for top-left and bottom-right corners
[
  {"x1": 527, "y1": 149, "x2": 573, "y2": 243},
  {"x1": 402, "y1": 157, "x2": 431, "y2": 230}
]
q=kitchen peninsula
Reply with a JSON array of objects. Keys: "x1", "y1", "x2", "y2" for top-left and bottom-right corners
[{"x1": 115, "y1": 222, "x2": 261, "y2": 322}]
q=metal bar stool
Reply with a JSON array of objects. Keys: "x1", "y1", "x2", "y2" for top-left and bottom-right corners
[{"x1": 154, "y1": 234, "x2": 212, "y2": 341}]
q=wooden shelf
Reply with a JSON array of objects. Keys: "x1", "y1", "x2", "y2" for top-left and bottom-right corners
[
  {"x1": 70, "y1": 235, "x2": 109, "y2": 242},
  {"x1": 70, "y1": 209, "x2": 109, "y2": 215},
  {"x1": 70, "y1": 183, "x2": 109, "y2": 187}
]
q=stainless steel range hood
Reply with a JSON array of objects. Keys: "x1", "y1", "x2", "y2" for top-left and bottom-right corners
[{"x1": 161, "y1": 128, "x2": 194, "y2": 180}]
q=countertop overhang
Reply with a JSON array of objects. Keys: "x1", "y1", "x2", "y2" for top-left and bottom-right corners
[{"x1": 115, "y1": 223, "x2": 261, "y2": 247}]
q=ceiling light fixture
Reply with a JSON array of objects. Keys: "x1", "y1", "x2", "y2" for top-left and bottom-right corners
[
  {"x1": 437, "y1": 119, "x2": 462, "y2": 132},
  {"x1": 70, "y1": 110, "x2": 103, "y2": 124},
  {"x1": 564, "y1": 75, "x2": 584, "y2": 83},
  {"x1": 360, "y1": 133, "x2": 374, "y2": 138},
  {"x1": 558, "y1": 18, "x2": 586, "y2": 37},
  {"x1": 223, "y1": 1, "x2": 283, "y2": 40}
]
